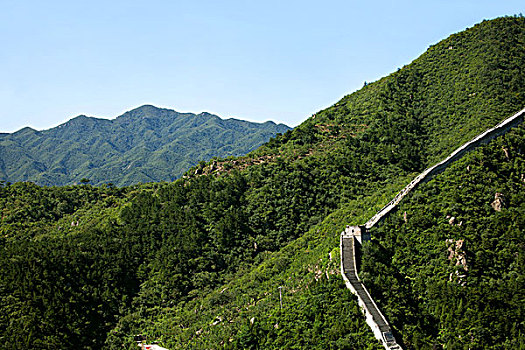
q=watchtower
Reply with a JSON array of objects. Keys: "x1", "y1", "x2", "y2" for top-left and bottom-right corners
[{"x1": 343, "y1": 225, "x2": 370, "y2": 244}]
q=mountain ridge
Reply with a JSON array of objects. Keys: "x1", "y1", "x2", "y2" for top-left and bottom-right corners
[
  {"x1": 0, "y1": 15, "x2": 523, "y2": 350},
  {"x1": 0, "y1": 105, "x2": 291, "y2": 186},
  {"x1": 110, "y1": 16, "x2": 524, "y2": 349}
]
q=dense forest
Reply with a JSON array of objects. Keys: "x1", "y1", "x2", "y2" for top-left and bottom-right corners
[
  {"x1": 362, "y1": 124, "x2": 525, "y2": 349},
  {"x1": 0, "y1": 16, "x2": 524, "y2": 349}
]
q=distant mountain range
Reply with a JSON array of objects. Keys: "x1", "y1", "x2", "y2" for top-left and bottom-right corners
[{"x1": 0, "y1": 105, "x2": 291, "y2": 186}]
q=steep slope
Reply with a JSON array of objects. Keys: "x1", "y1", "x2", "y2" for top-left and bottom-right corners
[
  {"x1": 104, "y1": 121, "x2": 525, "y2": 350},
  {"x1": 249, "y1": 16, "x2": 524, "y2": 172},
  {"x1": 361, "y1": 122, "x2": 525, "y2": 349},
  {"x1": 0, "y1": 16, "x2": 523, "y2": 350},
  {"x1": 103, "y1": 16, "x2": 525, "y2": 349},
  {"x1": 0, "y1": 105, "x2": 291, "y2": 186}
]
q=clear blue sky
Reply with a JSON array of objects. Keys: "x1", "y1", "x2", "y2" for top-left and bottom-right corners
[{"x1": 1, "y1": 1, "x2": 523, "y2": 132}]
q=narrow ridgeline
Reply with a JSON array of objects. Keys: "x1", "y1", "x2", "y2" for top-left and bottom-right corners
[
  {"x1": 341, "y1": 106, "x2": 525, "y2": 349},
  {"x1": 341, "y1": 226, "x2": 402, "y2": 350}
]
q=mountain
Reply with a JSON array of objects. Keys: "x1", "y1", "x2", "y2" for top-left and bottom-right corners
[
  {"x1": 0, "y1": 105, "x2": 291, "y2": 186},
  {"x1": 361, "y1": 123, "x2": 525, "y2": 349},
  {"x1": 0, "y1": 16, "x2": 523, "y2": 350}
]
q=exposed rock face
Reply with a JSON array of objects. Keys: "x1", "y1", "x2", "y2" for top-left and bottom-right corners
[
  {"x1": 446, "y1": 239, "x2": 468, "y2": 285},
  {"x1": 491, "y1": 192, "x2": 505, "y2": 211},
  {"x1": 502, "y1": 146, "x2": 510, "y2": 159},
  {"x1": 446, "y1": 239, "x2": 467, "y2": 268}
]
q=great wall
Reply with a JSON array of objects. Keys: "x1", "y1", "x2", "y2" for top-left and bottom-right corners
[{"x1": 340, "y1": 107, "x2": 525, "y2": 350}]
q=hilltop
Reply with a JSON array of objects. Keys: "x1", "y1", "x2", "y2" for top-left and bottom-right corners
[
  {"x1": 0, "y1": 16, "x2": 523, "y2": 350},
  {"x1": 0, "y1": 105, "x2": 291, "y2": 186}
]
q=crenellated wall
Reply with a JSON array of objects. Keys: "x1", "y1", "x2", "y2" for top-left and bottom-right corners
[
  {"x1": 365, "y1": 107, "x2": 525, "y2": 229},
  {"x1": 341, "y1": 107, "x2": 525, "y2": 349},
  {"x1": 341, "y1": 229, "x2": 401, "y2": 349}
]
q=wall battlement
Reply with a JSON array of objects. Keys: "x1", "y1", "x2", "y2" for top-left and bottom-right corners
[
  {"x1": 365, "y1": 107, "x2": 525, "y2": 229},
  {"x1": 340, "y1": 234, "x2": 401, "y2": 350},
  {"x1": 341, "y1": 107, "x2": 525, "y2": 349}
]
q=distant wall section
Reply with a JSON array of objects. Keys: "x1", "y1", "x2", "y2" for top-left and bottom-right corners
[{"x1": 365, "y1": 107, "x2": 525, "y2": 229}]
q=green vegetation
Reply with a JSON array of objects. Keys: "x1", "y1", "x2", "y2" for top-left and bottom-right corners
[
  {"x1": 0, "y1": 16, "x2": 523, "y2": 349},
  {"x1": 361, "y1": 124, "x2": 525, "y2": 349},
  {"x1": 0, "y1": 105, "x2": 291, "y2": 186}
]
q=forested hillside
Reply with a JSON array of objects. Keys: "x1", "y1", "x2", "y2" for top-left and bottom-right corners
[
  {"x1": 362, "y1": 123, "x2": 525, "y2": 349},
  {"x1": 0, "y1": 105, "x2": 290, "y2": 186},
  {"x1": 0, "y1": 16, "x2": 523, "y2": 350}
]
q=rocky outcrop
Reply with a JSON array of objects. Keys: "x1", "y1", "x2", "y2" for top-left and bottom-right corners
[
  {"x1": 491, "y1": 192, "x2": 505, "y2": 211},
  {"x1": 365, "y1": 107, "x2": 525, "y2": 229},
  {"x1": 341, "y1": 106, "x2": 525, "y2": 349},
  {"x1": 446, "y1": 239, "x2": 468, "y2": 286}
]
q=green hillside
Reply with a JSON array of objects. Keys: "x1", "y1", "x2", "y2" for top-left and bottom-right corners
[
  {"x1": 361, "y1": 120, "x2": 525, "y2": 349},
  {"x1": 0, "y1": 105, "x2": 291, "y2": 186},
  {"x1": 0, "y1": 16, "x2": 524, "y2": 350}
]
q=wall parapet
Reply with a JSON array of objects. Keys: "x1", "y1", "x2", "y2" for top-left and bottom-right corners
[
  {"x1": 340, "y1": 232, "x2": 402, "y2": 350},
  {"x1": 365, "y1": 107, "x2": 525, "y2": 229},
  {"x1": 341, "y1": 107, "x2": 525, "y2": 349}
]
